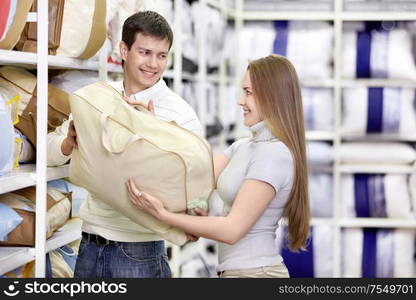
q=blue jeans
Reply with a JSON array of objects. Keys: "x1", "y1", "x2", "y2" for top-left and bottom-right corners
[{"x1": 74, "y1": 232, "x2": 171, "y2": 278}]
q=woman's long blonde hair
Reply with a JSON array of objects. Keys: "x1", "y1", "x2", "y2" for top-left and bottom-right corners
[{"x1": 248, "y1": 54, "x2": 310, "y2": 251}]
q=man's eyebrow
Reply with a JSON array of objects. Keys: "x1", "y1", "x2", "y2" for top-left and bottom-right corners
[{"x1": 137, "y1": 47, "x2": 168, "y2": 55}]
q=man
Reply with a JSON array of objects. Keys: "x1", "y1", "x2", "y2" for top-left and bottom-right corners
[{"x1": 47, "y1": 11, "x2": 202, "y2": 278}]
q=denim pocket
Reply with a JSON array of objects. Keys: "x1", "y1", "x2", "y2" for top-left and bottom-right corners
[
  {"x1": 160, "y1": 255, "x2": 172, "y2": 278},
  {"x1": 115, "y1": 243, "x2": 169, "y2": 277},
  {"x1": 119, "y1": 243, "x2": 159, "y2": 262}
]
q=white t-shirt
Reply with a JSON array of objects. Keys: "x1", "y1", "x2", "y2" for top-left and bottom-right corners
[{"x1": 216, "y1": 121, "x2": 294, "y2": 271}]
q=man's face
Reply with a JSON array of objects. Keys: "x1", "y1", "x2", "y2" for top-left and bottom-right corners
[{"x1": 120, "y1": 33, "x2": 170, "y2": 91}]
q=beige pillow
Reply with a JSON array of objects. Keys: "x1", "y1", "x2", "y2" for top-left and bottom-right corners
[{"x1": 69, "y1": 81, "x2": 214, "y2": 245}]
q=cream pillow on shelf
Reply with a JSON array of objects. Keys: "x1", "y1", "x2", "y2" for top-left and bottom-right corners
[{"x1": 339, "y1": 142, "x2": 416, "y2": 165}]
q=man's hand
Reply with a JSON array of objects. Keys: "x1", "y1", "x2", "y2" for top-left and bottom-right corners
[
  {"x1": 61, "y1": 120, "x2": 77, "y2": 156},
  {"x1": 186, "y1": 233, "x2": 199, "y2": 242},
  {"x1": 185, "y1": 208, "x2": 208, "y2": 243},
  {"x1": 194, "y1": 208, "x2": 208, "y2": 217},
  {"x1": 123, "y1": 96, "x2": 155, "y2": 115}
]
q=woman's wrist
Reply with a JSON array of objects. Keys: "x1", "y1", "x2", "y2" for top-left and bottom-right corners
[{"x1": 156, "y1": 207, "x2": 168, "y2": 222}]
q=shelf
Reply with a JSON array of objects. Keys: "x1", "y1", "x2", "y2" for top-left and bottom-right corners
[
  {"x1": 241, "y1": 11, "x2": 335, "y2": 21},
  {"x1": 163, "y1": 70, "x2": 225, "y2": 83},
  {"x1": 215, "y1": 78, "x2": 416, "y2": 88},
  {"x1": 309, "y1": 165, "x2": 334, "y2": 173},
  {"x1": 341, "y1": 12, "x2": 416, "y2": 21},
  {"x1": 301, "y1": 78, "x2": 335, "y2": 88},
  {"x1": 0, "y1": 164, "x2": 69, "y2": 194},
  {"x1": 281, "y1": 217, "x2": 416, "y2": 229},
  {"x1": 311, "y1": 218, "x2": 335, "y2": 226},
  {"x1": 338, "y1": 218, "x2": 416, "y2": 228},
  {"x1": 45, "y1": 218, "x2": 82, "y2": 253},
  {"x1": 239, "y1": 11, "x2": 416, "y2": 21},
  {"x1": 280, "y1": 218, "x2": 335, "y2": 227},
  {"x1": 108, "y1": 63, "x2": 123, "y2": 73},
  {"x1": 338, "y1": 164, "x2": 415, "y2": 174},
  {"x1": 0, "y1": 247, "x2": 35, "y2": 275},
  {"x1": 306, "y1": 131, "x2": 335, "y2": 141},
  {"x1": 341, "y1": 134, "x2": 416, "y2": 142},
  {"x1": 0, "y1": 49, "x2": 99, "y2": 71},
  {"x1": 162, "y1": 70, "x2": 196, "y2": 81},
  {"x1": 207, "y1": 74, "x2": 221, "y2": 83},
  {"x1": 341, "y1": 79, "x2": 416, "y2": 88},
  {"x1": 0, "y1": 218, "x2": 81, "y2": 276}
]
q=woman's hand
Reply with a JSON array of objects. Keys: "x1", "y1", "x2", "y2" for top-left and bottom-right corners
[{"x1": 126, "y1": 178, "x2": 165, "y2": 219}]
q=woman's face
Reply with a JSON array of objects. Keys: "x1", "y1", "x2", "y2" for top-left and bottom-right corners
[{"x1": 238, "y1": 70, "x2": 263, "y2": 127}]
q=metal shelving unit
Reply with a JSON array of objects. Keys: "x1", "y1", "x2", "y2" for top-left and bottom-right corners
[
  {"x1": 0, "y1": 49, "x2": 100, "y2": 71},
  {"x1": 0, "y1": 218, "x2": 82, "y2": 276},
  {"x1": 0, "y1": 247, "x2": 35, "y2": 276},
  {"x1": 0, "y1": 0, "x2": 207, "y2": 278},
  {"x1": 223, "y1": 0, "x2": 416, "y2": 277},
  {"x1": 0, "y1": 164, "x2": 69, "y2": 194},
  {"x1": 0, "y1": 3, "x2": 93, "y2": 277},
  {"x1": 339, "y1": 164, "x2": 415, "y2": 174}
]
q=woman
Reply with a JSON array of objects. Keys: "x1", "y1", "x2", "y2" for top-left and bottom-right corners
[{"x1": 126, "y1": 54, "x2": 310, "y2": 278}]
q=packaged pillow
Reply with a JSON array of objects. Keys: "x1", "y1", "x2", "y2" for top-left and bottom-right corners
[
  {"x1": 189, "y1": 1, "x2": 227, "y2": 69},
  {"x1": 274, "y1": 20, "x2": 333, "y2": 79},
  {"x1": 307, "y1": 142, "x2": 334, "y2": 166},
  {"x1": 0, "y1": 202, "x2": 23, "y2": 241},
  {"x1": 341, "y1": 174, "x2": 414, "y2": 218},
  {"x1": 48, "y1": 179, "x2": 88, "y2": 217},
  {"x1": 410, "y1": 169, "x2": 416, "y2": 218},
  {"x1": 14, "y1": 128, "x2": 35, "y2": 163},
  {"x1": 309, "y1": 173, "x2": 333, "y2": 217},
  {"x1": 3, "y1": 239, "x2": 81, "y2": 278},
  {"x1": 302, "y1": 88, "x2": 333, "y2": 131},
  {"x1": 229, "y1": 20, "x2": 334, "y2": 79},
  {"x1": 0, "y1": 94, "x2": 15, "y2": 175},
  {"x1": 342, "y1": 228, "x2": 415, "y2": 277},
  {"x1": 342, "y1": 22, "x2": 416, "y2": 80},
  {"x1": 51, "y1": 70, "x2": 99, "y2": 94},
  {"x1": 0, "y1": 187, "x2": 72, "y2": 246},
  {"x1": 339, "y1": 142, "x2": 416, "y2": 165},
  {"x1": 0, "y1": 66, "x2": 36, "y2": 116},
  {"x1": 342, "y1": 87, "x2": 416, "y2": 135},
  {"x1": 56, "y1": 0, "x2": 106, "y2": 59},
  {"x1": 277, "y1": 225, "x2": 334, "y2": 277},
  {"x1": 46, "y1": 240, "x2": 80, "y2": 278},
  {"x1": 107, "y1": 0, "x2": 142, "y2": 69},
  {"x1": 0, "y1": 0, "x2": 33, "y2": 50},
  {"x1": 240, "y1": 21, "x2": 276, "y2": 72}
]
